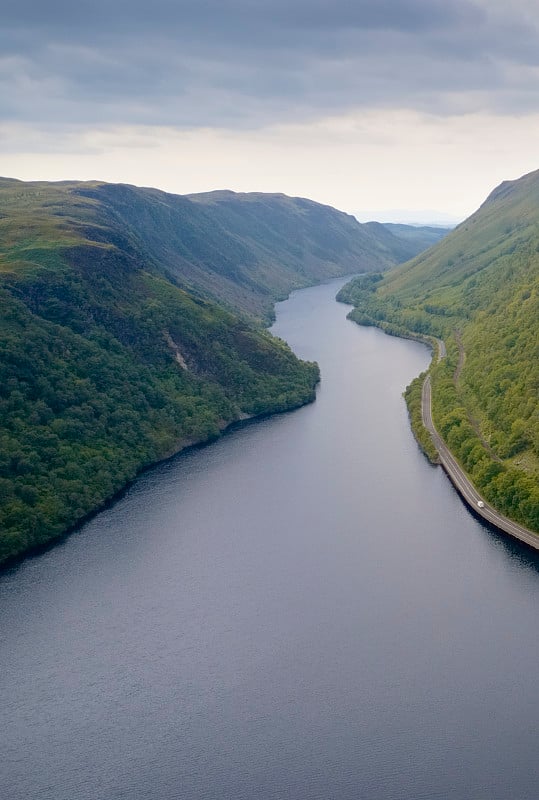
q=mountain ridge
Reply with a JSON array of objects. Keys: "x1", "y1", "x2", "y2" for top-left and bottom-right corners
[{"x1": 0, "y1": 176, "x2": 447, "y2": 318}]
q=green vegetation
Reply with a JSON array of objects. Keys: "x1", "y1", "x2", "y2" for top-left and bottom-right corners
[
  {"x1": 340, "y1": 169, "x2": 539, "y2": 533},
  {"x1": 0, "y1": 176, "x2": 463, "y2": 565},
  {"x1": 403, "y1": 374, "x2": 439, "y2": 463},
  {"x1": 0, "y1": 178, "x2": 327, "y2": 565},
  {"x1": 81, "y1": 184, "x2": 448, "y2": 320}
]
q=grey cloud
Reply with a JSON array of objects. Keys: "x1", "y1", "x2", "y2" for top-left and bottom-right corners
[
  {"x1": 3, "y1": 0, "x2": 474, "y2": 35},
  {"x1": 2, "y1": 0, "x2": 539, "y2": 129}
]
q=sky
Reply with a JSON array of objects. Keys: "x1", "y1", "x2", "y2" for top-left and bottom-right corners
[{"x1": 3, "y1": 0, "x2": 539, "y2": 222}]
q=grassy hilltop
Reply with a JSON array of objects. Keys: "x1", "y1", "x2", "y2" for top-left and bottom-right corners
[{"x1": 339, "y1": 169, "x2": 539, "y2": 532}]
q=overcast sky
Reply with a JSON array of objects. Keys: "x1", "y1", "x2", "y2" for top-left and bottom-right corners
[{"x1": 3, "y1": 0, "x2": 539, "y2": 220}]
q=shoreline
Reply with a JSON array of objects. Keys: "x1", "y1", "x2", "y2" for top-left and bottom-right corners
[
  {"x1": 2, "y1": 275, "x2": 331, "y2": 573},
  {"x1": 348, "y1": 312, "x2": 539, "y2": 548},
  {"x1": 0, "y1": 398, "x2": 315, "y2": 574},
  {"x1": 421, "y1": 375, "x2": 539, "y2": 550}
]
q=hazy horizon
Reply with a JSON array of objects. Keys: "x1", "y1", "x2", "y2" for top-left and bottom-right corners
[{"x1": 3, "y1": 1, "x2": 539, "y2": 218}]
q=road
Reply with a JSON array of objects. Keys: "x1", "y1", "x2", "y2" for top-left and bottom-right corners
[
  {"x1": 422, "y1": 374, "x2": 539, "y2": 550},
  {"x1": 435, "y1": 337, "x2": 446, "y2": 361}
]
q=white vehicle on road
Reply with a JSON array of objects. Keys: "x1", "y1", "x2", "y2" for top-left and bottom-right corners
[{"x1": 477, "y1": 501, "x2": 485, "y2": 508}]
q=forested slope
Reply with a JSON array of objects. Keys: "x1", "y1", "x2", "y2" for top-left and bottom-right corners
[
  {"x1": 339, "y1": 169, "x2": 539, "y2": 532},
  {"x1": 0, "y1": 178, "x2": 324, "y2": 564},
  {"x1": 0, "y1": 176, "x2": 450, "y2": 564}
]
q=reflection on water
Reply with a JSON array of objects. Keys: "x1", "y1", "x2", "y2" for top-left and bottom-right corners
[{"x1": 2, "y1": 277, "x2": 539, "y2": 800}]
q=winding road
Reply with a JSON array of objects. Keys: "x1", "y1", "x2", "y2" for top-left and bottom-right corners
[
  {"x1": 421, "y1": 373, "x2": 539, "y2": 551},
  {"x1": 435, "y1": 337, "x2": 446, "y2": 361}
]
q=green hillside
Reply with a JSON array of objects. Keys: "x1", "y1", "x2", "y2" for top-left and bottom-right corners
[
  {"x1": 184, "y1": 191, "x2": 445, "y2": 309},
  {"x1": 339, "y1": 169, "x2": 539, "y2": 533},
  {"x1": 0, "y1": 176, "x2": 442, "y2": 318},
  {"x1": 0, "y1": 178, "x2": 326, "y2": 564},
  {"x1": 71, "y1": 182, "x2": 398, "y2": 320},
  {"x1": 0, "y1": 176, "x2": 457, "y2": 564}
]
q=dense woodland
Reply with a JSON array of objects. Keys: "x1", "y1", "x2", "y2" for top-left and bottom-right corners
[
  {"x1": 339, "y1": 169, "x2": 539, "y2": 533},
  {"x1": 1, "y1": 180, "x2": 352, "y2": 564},
  {"x1": 0, "y1": 177, "x2": 449, "y2": 565},
  {"x1": 0, "y1": 261, "x2": 322, "y2": 563}
]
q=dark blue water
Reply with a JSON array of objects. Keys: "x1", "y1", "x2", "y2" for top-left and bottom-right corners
[{"x1": 2, "y1": 278, "x2": 539, "y2": 800}]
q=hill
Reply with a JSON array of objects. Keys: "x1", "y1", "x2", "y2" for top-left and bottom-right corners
[
  {"x1": 381, "y1": 223, "x2": 450, "y2": 256},
  {"x1": 182, "y1": 191, "x2": 447, "y2": 314},
  {"x1": 359, "y1": 221, "x2": 448, "y2": 265},
  {"x1": 85, "y1": 184, "x2": 394, "y2": 319},
  {"x1": 0, "y1": 176, "x2": 452, "y2": 565},
  {"x1": 0, "y1": 177, "x2": 444, "y2": 318},
  {"x1": 73, "y1": 182, "x2": 446, "y2": 319},
  {"x1": 0, "y1": 178, "x2": 326, "y2": 564},
  {"x1": 339, "y1": 169, "x2": 539, "y2": 533}
]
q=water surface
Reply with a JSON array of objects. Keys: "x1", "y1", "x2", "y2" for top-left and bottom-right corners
[{"x1": 2, "y1": 278, "x2": 539, "y2": 800}]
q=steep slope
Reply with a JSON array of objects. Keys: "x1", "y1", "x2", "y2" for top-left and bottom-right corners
[
  {"x1": 0, "y1": 178, "x2": 322, "y2": 565},
  {"x1": 339, "y1": 169, "x2": 539, "y2": 533},
  {"x1": 0, "y1": 177, "x2": 444, "y2": 321},
  {"x1": 184, "y1": 192, "x2": 448, "y2": 313},
  {"x1": 0, "y1": 176, "x2": 458, "y2": 565},
  {"x1": 73, "y1": 183, "x2": 399, "y2": 320}
]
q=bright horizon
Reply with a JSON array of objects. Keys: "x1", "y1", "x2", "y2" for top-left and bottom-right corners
[{"x1": 3, "y1": 1, "x2": 539, "y2": 221}]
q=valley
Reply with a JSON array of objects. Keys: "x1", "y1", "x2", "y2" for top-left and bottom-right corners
[{"x1": 0, "y1": 177, "x2": 446, "y2": 565}]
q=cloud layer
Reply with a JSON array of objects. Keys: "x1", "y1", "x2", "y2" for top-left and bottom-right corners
[{"x1": 3, "y1": 0, "x2": 539, "y2": 128}]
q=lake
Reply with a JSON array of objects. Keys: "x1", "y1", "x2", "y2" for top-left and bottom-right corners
[{"x1": 2, "y1": 277, "x2": 539, "y2": 800}]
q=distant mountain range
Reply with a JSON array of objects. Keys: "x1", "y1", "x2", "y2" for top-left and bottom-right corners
[
  {"x1": 340, "y1": 168, "x2": 539, "y2": 534},
  {"x1": 354, "y1": 209, "x2": 461, "y2": 227}
]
